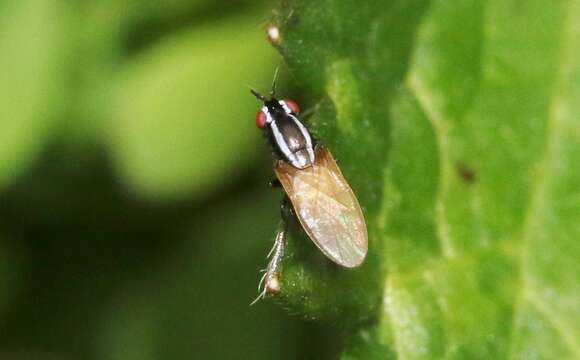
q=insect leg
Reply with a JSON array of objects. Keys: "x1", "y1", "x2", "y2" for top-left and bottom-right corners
[
  {"x1": 280, "y1": 195, "x2": 295, "y2": 220},
  {"x1": 268, "y1": 178, "x2": 282, "y2": 188},
  {"x1": 299, "y1": 101, "x2": 321, "y2": 121},
  {"x1": 251, "y1": 221, "x2": 286, "y2": 305}
]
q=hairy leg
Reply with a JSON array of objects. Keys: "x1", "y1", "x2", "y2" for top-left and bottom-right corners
[{"x1": 251, "y1": 197, "x2": 295, "y2": 305}]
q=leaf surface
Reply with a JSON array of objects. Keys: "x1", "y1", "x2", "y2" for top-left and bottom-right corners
[{"x1": 273, "y1": 1, "x2": 580, "y2": 358}]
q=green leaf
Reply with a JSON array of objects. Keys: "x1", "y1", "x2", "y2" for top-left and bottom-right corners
[
  {"x1": 271, "y1": 0, "x2": 580, "y2": 358},
  {"x1": 0, "y1": 0, "x2": 67, "y2": 189},
  {"x1": 107, "y1": 13, "x2": 277, "y2": 200}
]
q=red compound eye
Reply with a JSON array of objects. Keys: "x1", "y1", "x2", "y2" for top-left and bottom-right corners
[
  {"x1": 283, "y1": 98, "x2": 300, "y2": 114},
  {"x1": 256, "y1": 110, "x2": 267, "y2": 129}
]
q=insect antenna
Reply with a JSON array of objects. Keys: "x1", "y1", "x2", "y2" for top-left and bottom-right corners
[
  {"x1": 270, "y1": 67, "x2": 280, "y2": 97},
  {"x1": 250, "y1": 88, "x2": 267, "y2": 101}
]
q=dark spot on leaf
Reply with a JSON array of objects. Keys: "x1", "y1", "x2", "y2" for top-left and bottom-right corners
[{"x1": 456, "y1": 162, "x2": 477, "y2": 185}]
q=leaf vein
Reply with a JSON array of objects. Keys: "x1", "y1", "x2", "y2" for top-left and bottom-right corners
[
  {"x1": 407, "y1": 82, "x2": 456, "y2": 258},
  {"x1": 509, "y1": 2, "x2": 580, "y2": 358}
]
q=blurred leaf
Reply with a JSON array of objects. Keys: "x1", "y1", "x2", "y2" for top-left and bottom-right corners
[
  {"x1": 271, "y1": 0, "x2": 580, "y2": 358},
  {"x1": 0, "y1": 0, "x2": 67, "y2": 189},
  {"x1": 97, "y1": 193, "x2": 314, "y2": 360},
  {"x1": 119, "y1": 0, "x2": 211, "y2": 21},
  {"x1": 0, "y1": 240, "x2": 20, "y2": 318},
  {"x1": 108, "y1": 13, "x2": 277, "y2": 200}
]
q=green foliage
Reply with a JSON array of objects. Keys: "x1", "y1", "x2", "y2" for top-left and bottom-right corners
[
  {"x1": 97, "y1": 193, "x2": 308, "y2": 360},
  {"x1": 0, "y1": 0, "x2": 277, "y2": 200},
  {"x1": 273, "y1": 0, "x2": 580, "y2": 358},
  {"x1": 0, "y1": 0, "x2": 67, "y2": 189},
  {"x1": 108, "y1": 14, "x2": 275, "y2": 200},
  {"x1": 1, "y1": 0, "x2": 579, "y2": 358},
  {"x1": 0, "y1": 1, "x2": 299, "y2": 359}
]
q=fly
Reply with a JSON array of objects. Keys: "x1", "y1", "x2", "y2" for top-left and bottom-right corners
[{"x1": 250, "y1": 72, "x2": 368, "y2": 304}]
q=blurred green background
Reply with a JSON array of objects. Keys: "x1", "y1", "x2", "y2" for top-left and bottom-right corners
[
  {"x1": 6, "y1": 1, "x2": 579, "y2": 359},
  {"x1": 0, "y1": 0, "x2": 336, "y2": 359}
]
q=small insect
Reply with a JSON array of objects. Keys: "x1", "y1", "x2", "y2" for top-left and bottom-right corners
[{"x1": 250, "y1": 72, "x2": 368, "y2": 304}]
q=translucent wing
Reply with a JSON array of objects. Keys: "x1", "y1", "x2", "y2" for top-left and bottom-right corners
[{"x1": 274, "y1": 145, "x2": 368, "y2": 268}]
